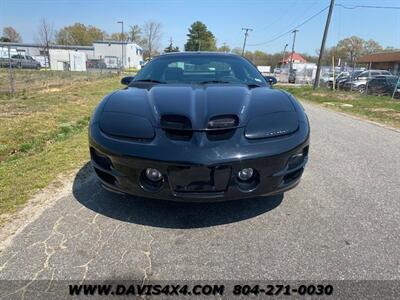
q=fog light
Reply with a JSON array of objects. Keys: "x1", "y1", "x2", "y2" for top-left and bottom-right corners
[
  {"x1": 145, "y1": 168, "x2": 163, "y2": 182},
  {"x1": 238, "y1": 168, "x2": 254, "y2": 181}
]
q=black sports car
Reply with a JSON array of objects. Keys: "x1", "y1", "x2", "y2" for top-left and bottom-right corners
[{"x1": 89, "y1": 52, "x2": 310, "y2": 201}]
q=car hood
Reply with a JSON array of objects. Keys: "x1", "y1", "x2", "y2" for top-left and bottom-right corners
[{"x1": 102, "y1": 84, "x2": 296, "y2": 130}]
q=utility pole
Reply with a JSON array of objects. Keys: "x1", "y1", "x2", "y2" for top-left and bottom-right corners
[
  {"x1": 281, "y1": 43, "x2": 288, "y2": 67},
  {"x1": 289, "y1": 29, "x2": 298, "y2": 77},
  {"x1": 117, "y1": 21, "x2": 124, "y2": 70},
  {"x1": 313, "y1": 0, "x2": 335, "y2": 89},
  {"x1": 241, "y1": 27, "x2": 253, "y2": 56}
]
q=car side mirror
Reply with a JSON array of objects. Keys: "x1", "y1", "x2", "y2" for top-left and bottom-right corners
[
  {"x1": 264, "y1": 76, "x2": 277, "y2": 85},
  {"x1": 121, "y1": 76, "x2": 135, "y2": 85}
]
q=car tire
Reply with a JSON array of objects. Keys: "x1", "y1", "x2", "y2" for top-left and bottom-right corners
[{"x1": 358, "y1": 85, "x2": 366, "y2": 94}]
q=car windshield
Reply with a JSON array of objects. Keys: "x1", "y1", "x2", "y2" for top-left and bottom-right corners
[{"x1": 132, "y1": 54, "x2": 267, "y2": 86}]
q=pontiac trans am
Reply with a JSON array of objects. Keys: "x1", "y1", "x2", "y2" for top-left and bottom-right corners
[{"x1": 89, "y1": 52, "x2": 309, "y2": 201}]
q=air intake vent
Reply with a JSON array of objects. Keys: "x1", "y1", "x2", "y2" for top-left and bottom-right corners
[
  {"x1": 160, "y1": 115, "x2": 192, "y2": 130},
  {"x1": 207, "y1": 115, "x2": 239, "y2": 130},
  {"x1": 160, "y1": 115, "x2": 192, "y2": 141}
]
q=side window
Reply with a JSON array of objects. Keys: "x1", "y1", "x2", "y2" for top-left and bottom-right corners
[{"x1": 369, "y1": 79, "x2": 377, "y2": 87}]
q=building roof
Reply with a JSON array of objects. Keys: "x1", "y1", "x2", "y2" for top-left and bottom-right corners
[
  {"x1": 358, "y1": 51, "x2": 400, "y2": 63},
  {"x1": 0, "y1": 42, "x2": 93, "y2": 50},
  {"x1": 93, "y1": 40, "x2": 143, "y2": 49},
  {"x1": 283, "y1": 52, "x2": 307, "y2": 63}
]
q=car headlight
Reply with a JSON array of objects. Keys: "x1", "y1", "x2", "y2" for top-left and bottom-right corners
[
  {"x1": 99, "y1": 112, "x2": 155, "y2": 139},
  {"x1": 245, "y1": 112, "x2": 299, "y2": 139}
]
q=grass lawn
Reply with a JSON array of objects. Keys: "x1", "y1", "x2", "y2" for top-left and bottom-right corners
[
  {"x1": 280, "y1": 85, "x2": 400, "y2": 129},
  {"x1": 0, "y1": 69, "x2": 121, "y2": 221}
]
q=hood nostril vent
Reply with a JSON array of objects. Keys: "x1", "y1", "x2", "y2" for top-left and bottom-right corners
[
  {"x1": 160, "y1": 115, "x2": 193, "y2": 141},
  {"x1": 160, "y1": 114, "x2": 192, "y2": 130},
  {"x1": 207, "y1": 115, "x2": 239, "y2": 130}
]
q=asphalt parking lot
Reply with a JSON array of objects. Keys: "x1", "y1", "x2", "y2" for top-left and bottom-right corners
[{"x1": 0, "y1": 102, "x2": 399, "y2": 297}]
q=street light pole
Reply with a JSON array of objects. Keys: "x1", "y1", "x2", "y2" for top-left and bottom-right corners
[
  {"x1": 117, "y1": 21, "x2": 124, "y2": 70},
  {"x1": 241, "y1": 27, "x2": 253, "y2": 56}
]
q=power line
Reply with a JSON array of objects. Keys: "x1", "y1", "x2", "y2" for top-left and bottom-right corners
[
  {"x1": 336, "y1": 4, "x2": 400, "y2": 10},
  {"x1": 248, "y1": 5, "x2": 329, "y2": 47}
]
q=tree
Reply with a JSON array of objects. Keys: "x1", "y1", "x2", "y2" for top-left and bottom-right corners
[
  {"x1": 36, "y1": 19, "x2": 54, "y2": 68},
  {"x1": 2, "y1": 27, "x2": 22, "y2": 42},
  {"x1": 56, "y1": 23, "x2": 105, "y2": 45},
  {"x1": 109, "y1": 32, "x2": 129, "y2": 41},
  {"x1": 141, "y1": 21, "x2": 162, "y2": 59},
  {"x1": 231, "y1": 47, "x2": 242, "y2": 55},
  {"x1": 164, "y1": 38, "x2": 179, "y2": 53},
  {"x1": 184, "y1": 21, "x2": 216, "y2": 51},
  {"x1": 0, "y1": 37, "x2": 11, "y2": 42},
  {"x1": 363, "y1": 39, "x2": 383, "y2": 55},
  {"x1": 336, "y1": 36, "x2": 365, "y2": 65},
  {"x1": 218, "y1": 43, "x2": 231, "y2": 53},
  {"x1": 128, "y1": 25, "x2": 141, "y2": 43}
]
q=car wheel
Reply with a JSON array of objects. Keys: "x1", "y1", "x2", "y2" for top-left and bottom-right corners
[{"x1": 358, "y1": 85, "x2": 366, "y2": 94}]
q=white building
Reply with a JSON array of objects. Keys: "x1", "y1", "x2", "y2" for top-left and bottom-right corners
[
  {"x1": 0, "y1": 41, "x2": 144, "y2": 70},
  {"x1": 93, "y1": 41, "x2": 144, "y2": 69},
  {"x1": 49, "y1": 49, "x2": 87, "y2": 71}
]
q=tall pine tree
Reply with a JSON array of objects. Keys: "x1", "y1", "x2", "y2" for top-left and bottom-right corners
[{"x1": 184, "y1": 21, "x2": 217, "y2": 51}]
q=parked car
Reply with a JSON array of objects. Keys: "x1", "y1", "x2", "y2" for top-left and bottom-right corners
[
  {"x1": 86, "y1": 59, "x2": 107, "y2": 69},
  {"x1": 89, "y1": 52, "x2": 310, "y2": 201},
  {"x1": 320, "y1": 71, "x2": 336, "y2": 88},
  {"x1": 0, "y1": 54, "x2": 41, "y2": 69},
  {"x1": 336, "y1": 70, "x2": 363, "y2": 89},
  {"x1": 343, "y1": 70, "x2": 392, "y2": 93},
  {"x1": 366, "y1": 75, "x2": 400, "y2": 98}
]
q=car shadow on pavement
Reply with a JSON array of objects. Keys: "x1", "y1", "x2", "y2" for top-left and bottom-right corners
[{"x1": 73, "y1": 163, "x2": 284, "y2": 229}]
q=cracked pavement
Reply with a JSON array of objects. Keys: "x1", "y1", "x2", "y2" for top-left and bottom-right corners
[{"x1": 1, "y1": 102, "x2": 400, "y2": 298}]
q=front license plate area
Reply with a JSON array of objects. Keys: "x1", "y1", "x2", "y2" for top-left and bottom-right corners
[{"x1": 168, "y1": 166, "x2": 231, "y2": 193}]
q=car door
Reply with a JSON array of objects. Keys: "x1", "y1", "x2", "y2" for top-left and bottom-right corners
[{"x1": 368, "y1": 78, "x2": 384, "y2": 95}]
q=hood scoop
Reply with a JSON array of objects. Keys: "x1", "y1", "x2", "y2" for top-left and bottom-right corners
[{"x1": 207, "y1": 115, "x2": 239, "y2": 130}]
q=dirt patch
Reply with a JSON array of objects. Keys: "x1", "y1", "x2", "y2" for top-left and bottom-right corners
[{"x1": 369, "y1": 108, "x2": 397, "y2": 113}]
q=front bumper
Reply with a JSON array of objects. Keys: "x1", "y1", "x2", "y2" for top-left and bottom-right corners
[{"x1": 89, "y1": 125, "x2": 309, "y2": 202}]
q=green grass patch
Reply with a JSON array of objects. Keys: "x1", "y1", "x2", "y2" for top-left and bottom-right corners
[
  {"x1": 0, "y1": 69, "x2": 122, "y2": 220},
  {"x1": 279, "y1": 85, "x2": 400, "y2": 128}
]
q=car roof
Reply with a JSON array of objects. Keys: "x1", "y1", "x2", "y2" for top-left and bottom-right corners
[
  {"x1": 373, "y1": 75, "x2": 397, "y2": 79},
  {"x1": 157, "y1": 51, "x2": 241, "y2": 58}
]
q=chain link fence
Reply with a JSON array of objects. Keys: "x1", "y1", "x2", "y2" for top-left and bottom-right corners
[{"x1": 274, "y1": 63, "x2": 399, "y2": 100}]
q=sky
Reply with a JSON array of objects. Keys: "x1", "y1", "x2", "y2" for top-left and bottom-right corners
[{"x1": 1, "y1": 0, "x2": 399, "y2": 55}]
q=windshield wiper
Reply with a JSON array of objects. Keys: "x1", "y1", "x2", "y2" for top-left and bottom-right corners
[
  {"x1": 133, "y1": 79, "x2": 166, "y2": 84},
  {"x1": 245, "y1": 83, "x2": 262, "y2": 88},
  {"x1": 199, "y1": 80, "x2": 232, "y2": 84}
]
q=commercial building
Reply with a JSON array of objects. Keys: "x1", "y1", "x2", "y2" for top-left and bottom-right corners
[
  {"x1": 93, "y1": 41, "x2": 143, "y2": 69},
  {"x1": 358, "y1": 51, "x2": 400, "y2": 75},
  {"x1": 0, "y1": 40, "x2": 144, "y2": 70}
]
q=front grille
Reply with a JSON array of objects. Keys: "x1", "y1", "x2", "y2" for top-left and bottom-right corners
[{"x1": 206, "y1": 128, "x2": 236, "y2": 141}]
